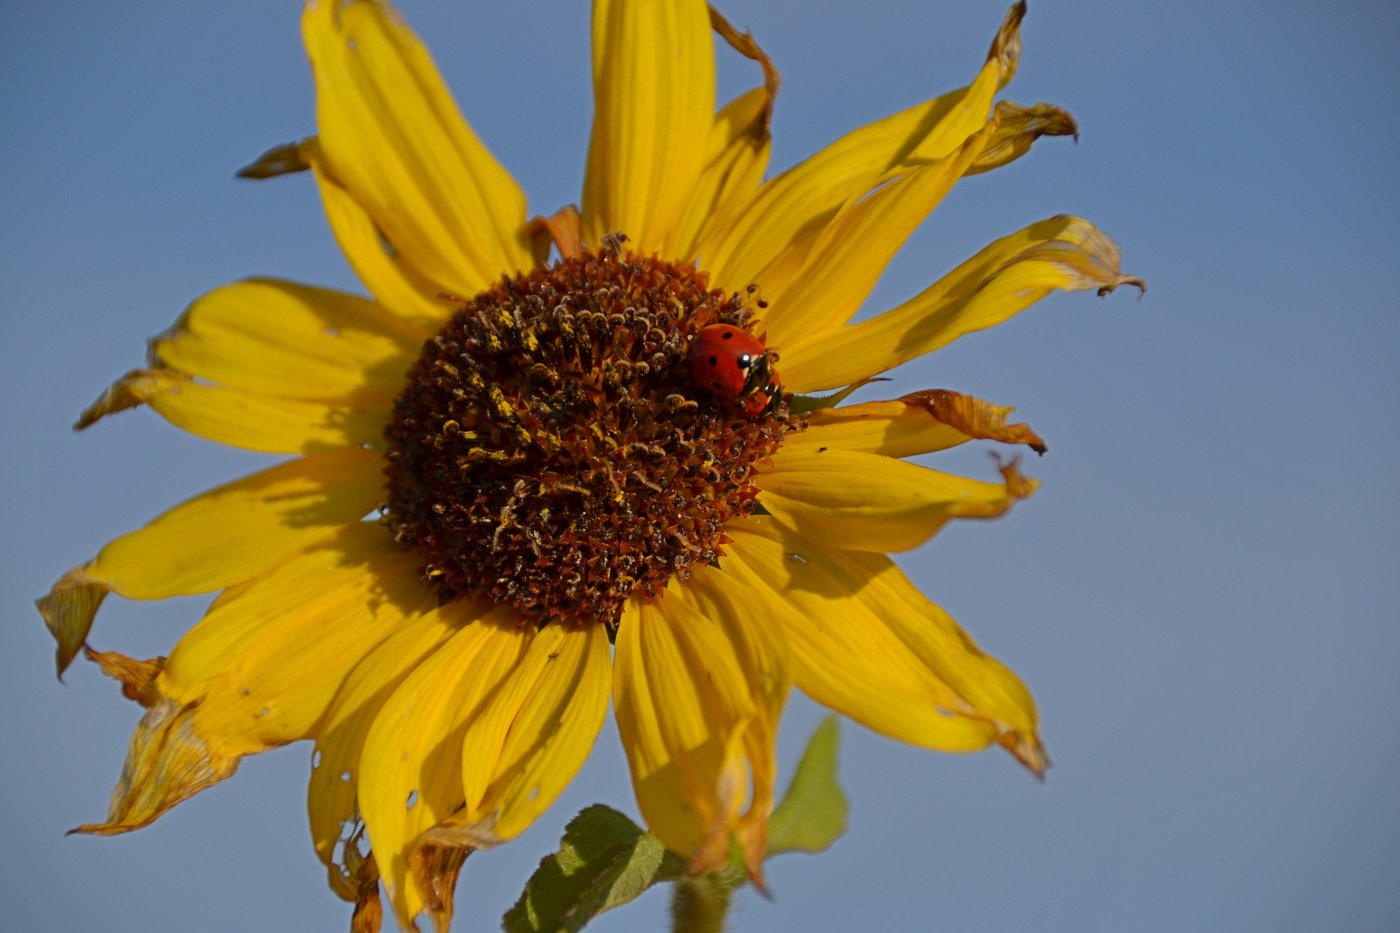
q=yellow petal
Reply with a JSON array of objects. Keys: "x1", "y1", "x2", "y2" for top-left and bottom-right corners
[
  {"x1": 309, "y1": 601, "x2": 477, "y2": 900},
  {"x1": 726, "y1": 519, "x2": 1046, "y2": 775},
  {"x1": 402, "y1": 622, "x2": 612, "y2": 920},
  {"x1": 75, "y1": 367, "x2": 390, "y2": 454},
  {"x1": 701, "y1": 2, "x2": 1024, "y2": 296},
  {"x1": 675, "y1": 570, "x2": 792, "y2": 881},
  {"x1": 91, "y1": 448, "x2": 384, "y2": 599},
  {"x1": 671, "y1": 7, "x2": 779, "y2": 262},
  {"x1": 357, "y1": 610, "x2": 530, "y2": 931},
  {"x1": 150, "y1": 278, "x2": 424, "y2": 400},
  {"x1": 794, "y1": 390, "x2": 1045, "y2": 459},
  {"x1": 306, "y1": 139, "x2": 458, "y2": 328},
  {"x1": 759, "y1": 121, "x2": 994, "y2": 351},
  {"x1": 582, "y1": 0, "x2": 715, "y2": 255},
  {"x1": 302, "y1": 0, "x2": 531, "y2": 295},
  {"x1": 160, "y1": 523, "x2": 433, "y2": 758},
  {"x1": 669, "y1": 87, "x2": 772, "y2": 264},
  {"x1": 614, "y1": 596, "x2": 759, "y2": 873},
  {"x1": 757, "y1": 447, "x2": 1037, "y2": 553},
  {"x1": 37, "y1": 449, "x2": 383, "y2": 677},
  {"x1": 780, "y1": 215, "x2": 1146, "y2": 393},
  {"x1": 448, "y1": 622, "x2": 611, "y2": 846}
]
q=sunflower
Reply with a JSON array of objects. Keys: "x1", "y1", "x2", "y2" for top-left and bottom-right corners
[{"x1": 38, "y1": 1, "x2": 1141, "y2": 929}]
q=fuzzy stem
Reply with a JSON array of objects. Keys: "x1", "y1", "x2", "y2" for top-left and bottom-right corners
[{"x1": 670, "y1": 875, "x2": 732, "y2": 933}]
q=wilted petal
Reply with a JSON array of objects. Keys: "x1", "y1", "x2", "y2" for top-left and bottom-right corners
[
  {"x1": 780, "y1": 215, "x2": 1146, "y2": 393},
  {"x1": 727, "y1": 519, "x2": 1046, "y2": 776},
  {"x1": 757, "y1": 447, "x2": 1037, "y2": 553},
  {"x1": 676, "y1": 569, "x2": 793, "y2": 882},
  {"x1": 74, "y1": 367, "x2": 390, "y2": 454},
  {"x1": 966, "y1": 100, "x2": 1079, "y2": 176},
  {"x1": 759, "y1": 121, "x2": 995, "y2": 351},
  {"x1": 84, "y1": 648, "x2": 165, "y2": 709},
  {"x1": 613, "y1": 595, "x2": 781, "y2": 874},
  {"x1": 792, "y1": 389, "x2": 1046, "y2": 459},
  {"x1": 69, "y1": 696, "x2": 240, "y2": 836},
  {"x1": 701, "y1": 2, "x2": 1025, "y2": 296}
]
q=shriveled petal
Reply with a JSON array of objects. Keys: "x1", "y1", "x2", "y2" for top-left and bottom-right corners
[
  {"x1": 84, "y1": 648, "x2": 165, "y2": 709},
  {"x1": 780, "y1": 215, "x2": 1146, "y2": 393},
  {"x1": 615, "y1": 596, "x2": 778, "y2": 874},
  {"x1": 37, "y1": 568, "x2": 110, "y2": 679},
  {"x1": 309, "y1": 601, "x2": 479, "y2": 900},
  {"x1": 757, "y1": 447, "x2": 1037, "y2": 553},
  {"x1": 357, "y1": 610, "x2": 530, "y2": 931},
  {"x1": 793, "y1": 390, "x2": 1046, "y2": 459},
  {"x1": 302, "y1": 0, "x2": 531, "y2": 295},
  {"x1": 72, "y1": 521, "x2": 429, "y2": 837},
  {"x1": 150, "y1": 278, "x2": 424, "y2": 400},
  {"x1": 726, "y1": 520, "x2": 1046, "y2": 774},
  {"x1": 966, "y1": 100, "x2": 1079, "y2": 176},
  {"x1": 582, "y1": 0, "x2": 715, "y2": 255},
  {"x1": 161, "y1": 523, "x2": 432, "y2": 749},
  {"x1": 701, "y1": 2, "x2": 1025, "y2": 296},
  {"x1": 675, "y1": 570, "x2": 793, "y2": 882},
  {"x1": 70, "y1": 696, "x2": 240, "y2": 836},
  {"x1": 75, "y1": 367, "x2": 389, "y2": 454},
  {"x1": 759, "y1": 120, "x2": 995, "y2": 350},
  {"x1": 526, "y1": 204, "x2": 584, "y2": 264}
]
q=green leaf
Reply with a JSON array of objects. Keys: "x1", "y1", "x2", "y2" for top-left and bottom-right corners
[
  {"x1": 503, "y1": 804, "x2": 686, "y2": 933},
  {"x1": 766, "y1": 717, "x2": 848, "y2": 854}
]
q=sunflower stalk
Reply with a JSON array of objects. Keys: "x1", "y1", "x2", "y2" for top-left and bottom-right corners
[{"x1": 670, "y1": 875, "x2": 732, "y2": 933}]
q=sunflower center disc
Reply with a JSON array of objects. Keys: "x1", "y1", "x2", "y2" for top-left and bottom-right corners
[{"x1": 383, "y1": 245, "x2": 799, "y2": 628}]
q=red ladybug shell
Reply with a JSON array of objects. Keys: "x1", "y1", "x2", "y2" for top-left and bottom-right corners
[{"x1": 688, "y1": 324, "x2": 780, "y2": 415}]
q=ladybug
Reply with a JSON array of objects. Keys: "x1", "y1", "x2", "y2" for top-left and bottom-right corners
[{"x1": 688, "y1": 323, "x2": 781, "y2": 416}]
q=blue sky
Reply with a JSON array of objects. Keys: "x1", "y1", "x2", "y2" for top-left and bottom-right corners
[{"x1": 3, "y1": 1, "x2": 1397, "y2": 931}]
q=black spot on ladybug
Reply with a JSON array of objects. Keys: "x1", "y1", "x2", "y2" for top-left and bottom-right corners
[{"x1": 707, "y1": 355, "x2": 719, "y2": 367}]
